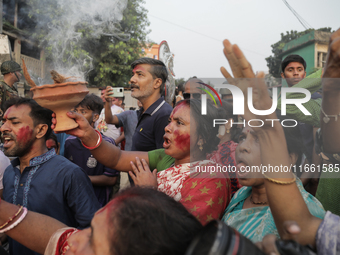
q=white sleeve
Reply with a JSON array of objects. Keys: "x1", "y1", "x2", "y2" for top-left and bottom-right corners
[{"x1": 0, "y1": 151, "x2": 10, "y2": 189}]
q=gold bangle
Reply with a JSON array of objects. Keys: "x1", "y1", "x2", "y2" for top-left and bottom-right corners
[
  {"x1": 0, "y1": 206, "x2": 23, "y2": 229},
  {"x1": 262, "y1": 173, "x2": 296, "y2": 185}
]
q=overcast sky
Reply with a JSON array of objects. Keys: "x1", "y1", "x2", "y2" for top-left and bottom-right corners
[{"x1": 142, "y1": 0, "x2": 340, "y2": 80}]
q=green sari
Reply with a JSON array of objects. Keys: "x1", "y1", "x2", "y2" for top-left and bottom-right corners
[{"x1": 222, "y1": 178, "x2": 325, "y2": 243}]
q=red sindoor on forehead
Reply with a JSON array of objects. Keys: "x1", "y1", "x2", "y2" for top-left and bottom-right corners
[
  {"x1": 3, "y1": 107, "x2": 12, "y2": 120},
  {"x1": 97, "y1": 193, "x2": 138, "y2": 215},
  {"x1": 132, "y1": 66, "x2": 147, "y2": 73},
  {"x1": 171, "y1": 101, "x2": 187, "y2": 118}
]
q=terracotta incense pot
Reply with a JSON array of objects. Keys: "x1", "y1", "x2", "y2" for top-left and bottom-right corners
[{"x1": 31, "y1": 81, "x2": 89, "y2": 132}]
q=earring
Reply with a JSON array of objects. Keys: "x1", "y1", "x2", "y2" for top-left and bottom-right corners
[
  {"x1": 218, "y1": 125, "x2": 226, "y2": 136},
  {"x1": 198, "y1": 141, "x2": 203, "y2": 151},
  {"x1": 226, "y1": 128, "x2": 230, "y2": 134}
]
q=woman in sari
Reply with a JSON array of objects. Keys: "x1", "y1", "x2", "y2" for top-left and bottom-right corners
[
  {"x1": 0, "y1": 187, "x2": 202, "y2": 255},
  {"x1": 221, "y1": 119, "x2": 325, "y2": 243},
  {"x1": 220, "y1": 40, "x2": 325, "y2": 243},
  {"x1": 221, "y1": 29, "x2": 340, "y2": 254},
  {"x1": 129, "y1": 99, "x2": 231, "y2": 223},
  {"x1": 53, "y1": 99, "x2": 231, "y2": 224}
]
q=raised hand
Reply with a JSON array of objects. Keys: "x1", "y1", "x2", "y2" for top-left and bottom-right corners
[
  {"x1": 104, "y1": 86, "x2": 114, "y2": 102},
  {"x1": 321, "y1": 28, "x2": 340, "y2": 153},
  {"x1": 323, "y1": 28, "x2": 340, "y2": 82},
  {"x1": 220, "y1": 39, "x2": 277, "y2": 129},
  {"x1": 220, "y1": 39, "x2": 255, "y2": 81}
]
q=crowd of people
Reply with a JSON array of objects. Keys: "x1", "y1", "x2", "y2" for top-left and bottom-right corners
[{"x1": 0, "y1": 27, "x2": 339, "y2": 255}]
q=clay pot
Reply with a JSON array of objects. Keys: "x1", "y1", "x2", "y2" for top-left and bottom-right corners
[{"x1": 31, "y1": 81, "x2": 89, "y2": 132}]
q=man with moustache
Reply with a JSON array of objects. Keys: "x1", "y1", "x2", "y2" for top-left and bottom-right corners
[
  {"x1": 0, "y1": 97, "x2": 99, "y2": 255},
  {"x1": 129, "y1": 57, "x2": 172, "y2": 152}
]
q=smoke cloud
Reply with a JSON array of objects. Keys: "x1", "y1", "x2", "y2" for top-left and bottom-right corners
[{"x1": 33, "y1": 0, "x2": 129, "y2": 84}]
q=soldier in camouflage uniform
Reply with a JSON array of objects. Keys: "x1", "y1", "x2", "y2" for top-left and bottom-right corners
[{"x1": 0, "y1": 60, "x2": 22, "y2": 120}]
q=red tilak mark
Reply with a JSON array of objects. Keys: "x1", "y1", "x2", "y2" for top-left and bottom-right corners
[
  {"x1": 132, "y1": 66, "x2": 146, "y2": 73},
  {"x1": 174, "y1": 130, "x2": 190, "y2": 150},
  {"x1": 17, "y1": 126, "x2": 33, "y2": 144},
  {"x1": 97, "y1": 199, "x2": 117, "y2": 214},
  {"x1": 3, "y1": 107, "x2": 12, "y2": 120},
  {"x1": 171, "y1": 101, "x2": 186, "y2": 118},
  {"x1": 97, "y1": 193, "x2": 138, "y2": 214}
]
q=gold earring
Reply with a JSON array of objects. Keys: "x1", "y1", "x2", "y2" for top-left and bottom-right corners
[
  {"x1": 198, "y1": 141, "x2": 203, "y2": 151},
  {"x1": 226, "y1": 129, "x2": 230, "y2": 134}
]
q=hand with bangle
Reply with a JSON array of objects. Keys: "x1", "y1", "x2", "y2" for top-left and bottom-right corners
[
  {"x1": 51, "y1": 109, "x2": 120, "y2": 171},
  {"x1": 81, "y1": 130, "x2": 103, "y2": 150},
  {"x1": 51, "y1": 111, "x2": 98, "y2": 142},
  {"x1": 0, "y1": 201, "x2": 28, "y2": 234}
]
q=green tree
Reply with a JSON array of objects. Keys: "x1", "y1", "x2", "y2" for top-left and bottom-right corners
[
  {"x1": 175, "y1": 78, "x2": 185, "y2": 86},
  {"x1": 266, "y1": 27, "x2": 332, "y2": 78},
  {"x1": 87, "y1": 0, "x2": 150, "y2": 87},
  {"x1": 24, "y1": 0, "x2": 149, "y2": 86}
]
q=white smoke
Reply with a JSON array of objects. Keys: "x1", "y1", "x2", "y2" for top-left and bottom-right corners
[{"x1": 36, "y1": 0, "x2": 129, "y2": 84}]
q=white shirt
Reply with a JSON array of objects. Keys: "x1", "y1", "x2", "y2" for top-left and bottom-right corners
[
  {"x1": 0, "y1": 150, "x2": 10, "y2": 189},
  {"x1": 96, "y1": 105, "x2": 124, "y2": 140}
]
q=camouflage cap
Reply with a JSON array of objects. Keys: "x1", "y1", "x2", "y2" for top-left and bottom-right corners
[{"x1": 1, "y1": 60, "x2": 22, "y2": 75}]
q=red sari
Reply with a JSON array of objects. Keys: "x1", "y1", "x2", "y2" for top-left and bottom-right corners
[
  {"x1": 157, "y1": 160, "x2": 231, "y2": 225},
  {"x1": 207, "y1": 140, "x2": 241, "y2": 196},
  {"x1": 44, "y1": 227, "x2": 78, "y2": 255}
]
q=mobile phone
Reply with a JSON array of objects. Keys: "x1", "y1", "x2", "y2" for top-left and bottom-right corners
[{"x1": 109, "y1": 87, "x2": 124, "y2": 97}]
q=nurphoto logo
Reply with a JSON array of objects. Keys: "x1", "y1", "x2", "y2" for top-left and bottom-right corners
[{"x1": 199, "y1": 81, "x2": 312, "y2": 128}]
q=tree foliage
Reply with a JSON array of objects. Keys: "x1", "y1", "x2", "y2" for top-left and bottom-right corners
[
  {"x1": 87, "y1": 0, "x2": 150, "y2": 87},
  {"x1": 265, "y1": 27, "x2": 332, "y2": 78},
  {"x1": 175, "y1": 78, "x2": 185, "y2": 86},
  {"x1": 21, "y1": 0, "x2": 150, "y2": 86}
]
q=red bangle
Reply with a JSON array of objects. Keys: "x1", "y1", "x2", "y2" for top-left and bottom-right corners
[{"x1": 81, "y1": 130, "x2": 103, "y2": 150}]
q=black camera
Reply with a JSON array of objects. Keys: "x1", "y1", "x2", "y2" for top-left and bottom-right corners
[{"x1": 185, "y1": 220, "x2": 316, "y2": 255}]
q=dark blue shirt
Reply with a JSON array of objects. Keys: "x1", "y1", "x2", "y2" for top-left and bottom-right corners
[
  {"x1": 64, "y1": 134, "x2": 119, "y2": 207},
  {"x1": 3, "y1": 149, "x2": 100, "y2": 255},
  {"x1": 131, "y1": 97, "x2": 172, "y2": 152},
  {"x1": 56, "y1": 133, "x2": 70, "y2": 156}
]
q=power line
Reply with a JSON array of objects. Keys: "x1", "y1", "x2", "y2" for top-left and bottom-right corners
[
  {"x1": 148, "y1": 14, "x2": 267, "y2": 57},
  {"x1": 281, "y1": 0, "x2": 313, "y2": 30}
]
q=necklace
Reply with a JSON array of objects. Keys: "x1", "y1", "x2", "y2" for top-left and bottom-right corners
[{"x1": 250, "y1": 195, "x2": 268, "y2": 205}]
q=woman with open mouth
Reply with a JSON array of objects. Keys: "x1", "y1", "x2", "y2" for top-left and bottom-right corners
[{"x1": 52, "y1": 98, "x2": 232, "y2": 225}]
